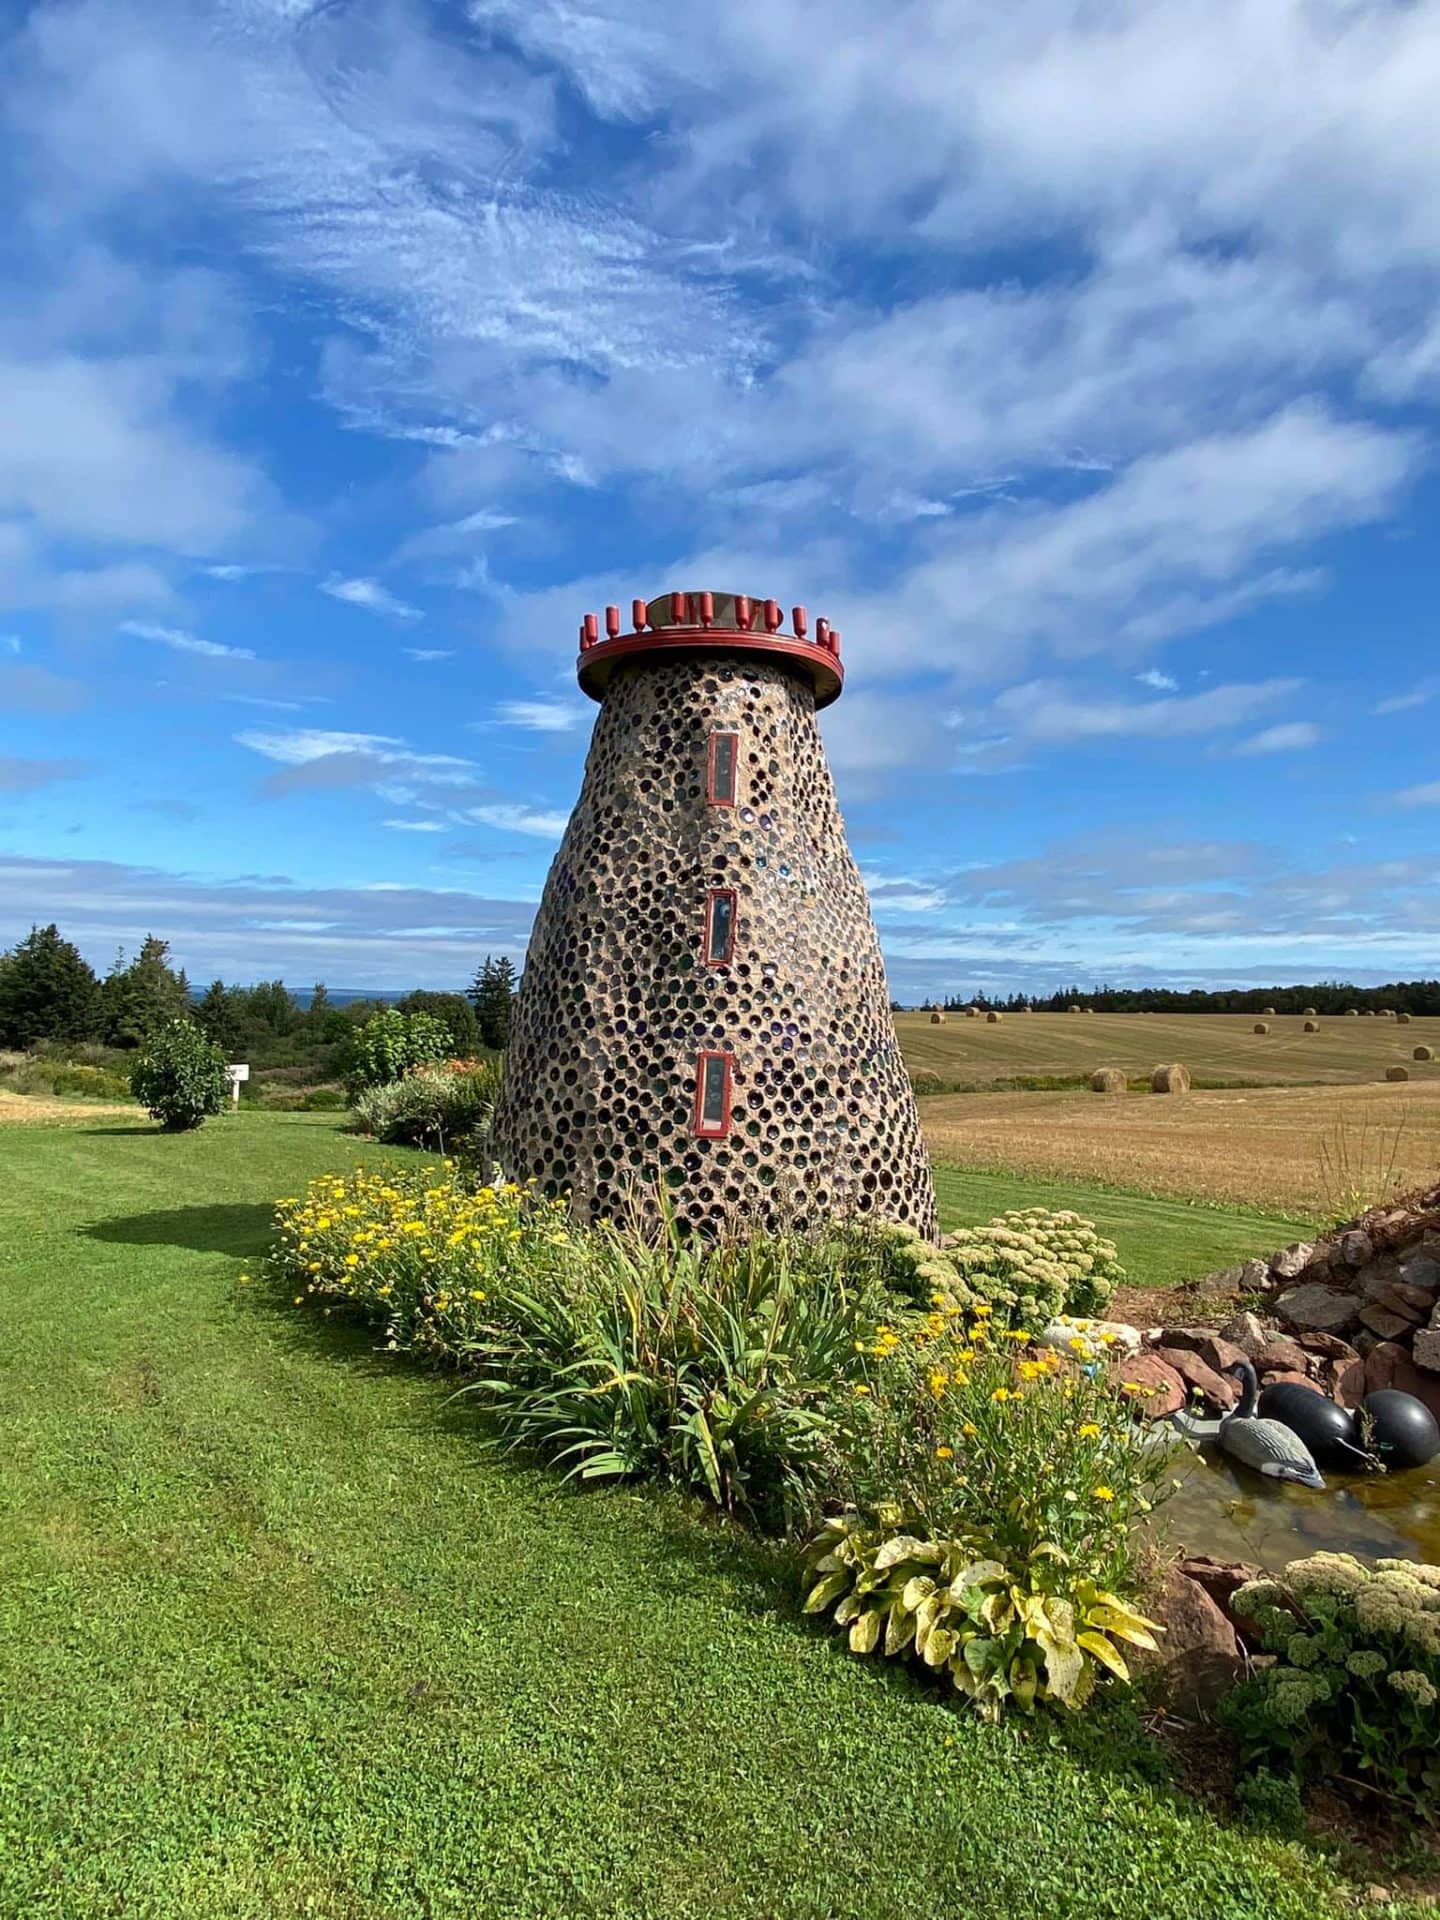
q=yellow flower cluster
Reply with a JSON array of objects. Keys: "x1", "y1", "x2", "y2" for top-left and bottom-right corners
[{"x1": 271, "y1": 1161, "x2": 570, "y2": 1353}]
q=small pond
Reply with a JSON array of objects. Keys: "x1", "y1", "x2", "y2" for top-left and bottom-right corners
[{"x1": 1156, "y1": 1444, "x2": 1440, "y2": 1570}]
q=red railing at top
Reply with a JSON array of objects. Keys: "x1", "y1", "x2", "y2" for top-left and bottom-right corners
[{"x1": 578, "y1": 595, "x2": 842, "y2": 660}]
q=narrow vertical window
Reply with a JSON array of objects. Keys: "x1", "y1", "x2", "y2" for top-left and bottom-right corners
[
  {"x1": 707, "y1": 728, "x2": 739, "y2": 806},
  {"x1": 693, "y1": 1050, "x2": 732, "y2": 1138},
  {"x1": 703, "y1": 887, "x2": 737, "y2": 966}
]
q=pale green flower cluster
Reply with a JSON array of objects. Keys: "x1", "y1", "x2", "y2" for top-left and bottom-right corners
[
  {"x1": 937, "y1": 1209, "x2": 1123, "y2": 1328},
  {"x1": 1230, "y1": 1550, "x2": 1440, "y2": 1816}
]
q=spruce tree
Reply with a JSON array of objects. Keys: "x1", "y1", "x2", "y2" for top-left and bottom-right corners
[
  {"x1": 469, "y1": 955, "x2": 517, "y2": 1049},
  {"x1": 102, "y1": 935, "x2": 189, "y2": 1048},
  {"x1": 195, "y1": 979, "x2": 242, "y2": 1055},
  {"x1": 0, "y1": 924, "x2": 100, "y2": 1047}
]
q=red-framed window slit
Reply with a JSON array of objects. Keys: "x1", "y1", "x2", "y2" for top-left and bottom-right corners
[
  {"x1": 693, "y1": 1049, "x2": 733, "y2": 1138},
  {"x1": 706, "y1": 728, "x2": 739, "y2": 807},
  {"x1": 703, "y1": 887, "x2": 737, "y2": 966}
]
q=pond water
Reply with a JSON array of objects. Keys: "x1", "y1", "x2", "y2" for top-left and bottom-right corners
[{"x1": 1155, "y1": 1443, "x2": 1440, "y2": 1570}]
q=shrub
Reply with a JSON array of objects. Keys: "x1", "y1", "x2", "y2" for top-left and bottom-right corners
[
  {"x1": 129, "y1": 1019, "x2": 229, "y2": 1130},
  {"x1": 300, "y1": 1086, "x2": 346, "y2": 1111},
  {"x1": 1224, "y1": 1552, "x2": 1440, "y2": 1820},
  {"x1": 345, "y1": 1008, "x2": 451, "y2": 1092},
  {"x1": 272, "y1": 1168, "x2": 897, "y2": 1530},
  {"x1": 801, "y1": 1516, "x2": 1160, "y2": 1721},
  {"x1": 931, "y1": 1209, "x2": 1122, "y2": 1328},
  {"x1": 352, "y1": 1058, "x2": 498, "y2": 1150}
]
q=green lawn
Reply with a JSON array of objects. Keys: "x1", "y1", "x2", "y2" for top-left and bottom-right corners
[
  {"x1": 934, "y1": 1164, "x2": 1305, "y2": 1292},
  {"x1": 0, "y1": 1113, "x2": 1366, "y2": 1919}
]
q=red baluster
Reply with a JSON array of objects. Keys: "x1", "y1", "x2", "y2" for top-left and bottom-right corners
[
  {"x1": 735, "y1": 594, "x2": 752, "y2": 631},
  {"x1": 632, "y1": 597, "x2": 647, "y2": 631},
  {"x1": 792, "y1": 605, "x2": 808, "y2": 640},
  {"x1": 673, "y1": 590, "x2": 689, "y2": 623},
  {"x1": 699, "y1": 590, "x2": 714, "y2": 628},
  {"x1": 763, "y1": 598, "x2": 781, "y2": 632},
  {"x1": 605, "y1": 605, "x2": 620, "y2": 638},
  {"x1": 582, "y1": 611, "x2": 599, "y2": 647},
  {"x1": 829, "y1": 627, "x2": 842, "y2": 658},
  {"x1": 815, "y1": 617, "x2": 830, "y2": 650}
]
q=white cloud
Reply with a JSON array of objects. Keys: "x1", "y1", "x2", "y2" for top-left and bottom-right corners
[
  {"x1": 1373, "y1": 679, "x2": 1438, "y2": 716},
  {"x1": 467, "y1": 802, "x2": 570, "y2": 838},
  {"x1": 988, "y1": 676, "x2": 1301, "y2": 744},
  {"x1": 120, "y1": 619, "x2": 256, "y2": 661},
  {"x1": 383, "y1": 818, "x2": 451, "y2": 833},
  {"x1": 1395, "y1": 780, "x2": 1440, "y2": 808},
  {"x1": 1233, "y1": 720, "x2": 1324, "y2": 755},
  {"x1": 321, "y1": 576, "x2": 424, "y2": 623},
  {"x1": 493, "y1": 697, "x2": 584, "y2": 733},
  {"x1": 404, "y1": 648, "x2": 454, "y2": 662},
  {"x1": 1135, "y1": 668, "x2": 1177, "y2": 691},
  {"x1": 1, "y1": 636, "x2": 20, "y2": 655}
]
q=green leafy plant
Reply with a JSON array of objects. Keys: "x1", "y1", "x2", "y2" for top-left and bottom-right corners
[
  {"x1": 352, "y1": 1057, "x2": 498, "y2": 1150},
  {"x1": 344, "y1": 1007, "x2": 451, "y2": 1093},
  {"x1": 801, "y1": 1513, "x2": 1160, "y2": 1720},
  {"x1": 1224, "y1": 1552, "x2": 1440, "y2": 1820},
  {"x1": 877, "y1": 1210, "x2": 1123, "y2": 1329},
  {"x1": 129, "y1": 1018, "x2": 229, "y2": 1131}
]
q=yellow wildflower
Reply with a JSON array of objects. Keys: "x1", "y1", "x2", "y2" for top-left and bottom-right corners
[
  {"x1": 935, "y1": 1445, "x2": 954, "y2": 1460},
  {"x1": 1092, "y1": 1485, "x2": 1115, "y2": 1502},
  {"x1": 1078, "y1": 1422, "x2": 1101, "y2": 1439}
]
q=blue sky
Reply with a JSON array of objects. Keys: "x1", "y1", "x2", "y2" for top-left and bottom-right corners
[{"x1": 1, "y1": 0, "x2": 1437, "y2": 1000}]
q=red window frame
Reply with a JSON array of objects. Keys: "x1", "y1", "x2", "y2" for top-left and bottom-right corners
[
  {"x1": 706, "y1": 728, "x2": 739, "y2": 807},
  {"x1": 703, "y1": 887, "x2": 737, "y2": 966},
  {"x1": 693, "y1": 1050, "x2": 733, "y2": 1138}
]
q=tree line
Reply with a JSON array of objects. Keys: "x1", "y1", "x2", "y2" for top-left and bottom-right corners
[
  {"x1": 937, "y1": 980, "x2": 1440, "y2": 1015},
  {"x1": 0, "y1": 923, "x2": 519, "y2": 1060}
]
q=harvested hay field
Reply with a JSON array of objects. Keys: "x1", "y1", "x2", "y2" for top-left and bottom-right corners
[
  {"x1": 896, "y1": 1009, "x2": 1440, "y2": 1090},
  {"x1": 0, "y1": 1089, "x2": 135, "y2": 1126},
  {"x1": 921, "y1": 1079, "x2": 1440, "y2": 1213}
]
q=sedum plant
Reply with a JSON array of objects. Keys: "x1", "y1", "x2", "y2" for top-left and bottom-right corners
[
  {"x1": 871, "y1": 1210, "x2": 1123, "y2": 1329},
  {"x1": 352, "y1": 1057, "x2": 498, "y2": 1151},
  {"x1": 801, "y1": 1512, "x2": 1160, "y2": 1720},
  {"x1": 129, "y1": 1017, "x2": 229, "y2": 1131},
  {"x1": 1224, "y1": 1552, "x2": 1440, "y2": 1820}
]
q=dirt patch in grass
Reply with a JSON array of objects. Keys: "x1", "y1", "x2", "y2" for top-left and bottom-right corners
[{"x1": 0, "y1": 1088, "x2": 136, "y2": 1126}]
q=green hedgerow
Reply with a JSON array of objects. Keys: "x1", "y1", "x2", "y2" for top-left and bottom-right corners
[
  {"x1": 129, "y1": 1018, "x2": 229, "y2": 1131},
  {"x1": 352, "y1": 1057, "x2": 498, "y2": 1151},
  {"x1": 1225, "y1": 1551, "x2": 1440, "y2": 1821}
]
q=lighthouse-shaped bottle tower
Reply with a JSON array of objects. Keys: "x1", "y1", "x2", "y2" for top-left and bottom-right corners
[{"x1": 491, "y1": 591, "x2": 937, "y2": 1238}]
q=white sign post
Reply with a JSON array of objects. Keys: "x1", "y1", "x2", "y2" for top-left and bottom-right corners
[{"x1": 225, "y1": 1063, "x2": 250, "y2": 1109}]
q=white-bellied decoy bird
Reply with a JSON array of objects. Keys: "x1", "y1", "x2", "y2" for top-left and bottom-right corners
[{"x1": 1170, "y1": 1358, "x2": 1326, "y2": 1489}]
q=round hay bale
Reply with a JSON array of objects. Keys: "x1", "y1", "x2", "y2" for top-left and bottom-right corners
[
  {"x1": 1068, "y1": 1004, "x2": 1082, "y2": 1014},
  {"x1": 929, "y1": 1010, "x2": 945, "y2": 1024},
  {"x1": 1304, "y1": 1019, "x2": 1320, "y2": 1033},
  {"x1": 965, "y1": 1006, "x2": 980, "y2": 1019},
  {"x1": 986, "y1": 1010, "x2": 1003, "y2": 1024},
  {"x1": 1385, "y1": 1065, "x2": 1409, "y2": 1082},
  {"x1": 1380, "y1": 1008, "x2": 1395, "y2": 1018},
  {"x1": 1263, "y1": 1006, "x2": 1276, "y2": 1016},
  {"x1": 1090, "y1": 1067, "x2": 1126, "y2": 1094},
  {"x1": 1303, "y1": 1006, "x2": 1318, "y2": 1017},
  {"x1": 1414, "y1": 1046, "x2": 1435, "y2": 1063},
  {"x1": 1362, "y1": 1009, "x2": 1376, "y2": 1017},
  {"x1": 1346, "y1": 1008, "x2": 1360, "y2": 1016},
  {"x1": 1151, "y1": 1062, "x2": 1191, "y2": 1094},
  {"x1": 1253, "y1": 1022, "x2": 1270, "y2": 1035},
  {"x1": 1397, "y1": 1012, "x2": 1412, "y2": 1025}
]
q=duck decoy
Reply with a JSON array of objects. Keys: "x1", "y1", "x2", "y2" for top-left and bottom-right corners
[
  {"x1": 1363, "y1": 1389, "x2": 1440, "y2": 1469},
  {"x1": 1170, "y1": 1358, "x2": 1325, "y2": 1489},
  {"x1": 1255, "y1": 1379, "x2": 1378, "y2": 1471}
]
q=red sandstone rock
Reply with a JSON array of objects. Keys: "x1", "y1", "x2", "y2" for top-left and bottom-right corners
[
  {"x1": 1177, "y1": 1554, "x2": 1264, "y2": 1636},
  {"x1": 1254, "y1": 1335, "x2": 1310, "y2": 1377},
  {"x1": 1359, "y1": 1302, "x2": 1417, "y2": 1343},
  {"x1": 1260, "y1": 1369, "x2": 1319, "y2": 1396},
  {"x1": 1112, "y1": 1352, "x2": 1186, "y2": 1417},
  {"x1": 1153, "y1": 1344, "x2": 1239, "y2": 1411},
  {"x1": 1156, "y1": 1329, "x2": 1249, "y2": 1376},
  {"x1": 1295, "y1": 1330, "x2": 1362, "y2": 1362},
  {"x1": 1132, "y1": 1570, "x2": 1244, "y2": 1712}
]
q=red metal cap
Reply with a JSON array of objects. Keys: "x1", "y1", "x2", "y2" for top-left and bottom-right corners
[{"x1": 575, "y1": 589, "x2": 844, "y2": 708}]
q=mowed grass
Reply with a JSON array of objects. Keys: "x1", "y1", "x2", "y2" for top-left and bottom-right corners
[
  {"x1": 0, "y1": 1113, "x2": 1370, "y2": 1920},
  {"x1": 897, "y1": 1008, "x2": 1440, "y2": 1090},
  {"x1": 923, "y1": 1079, "x2": 1440, "y2": 1213}
]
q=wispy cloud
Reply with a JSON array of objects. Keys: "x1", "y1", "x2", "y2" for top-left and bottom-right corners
[
  {"x1": 492, "y1": 697, "x2": 584, "y2": 733},
  {"x1": 1135, "y1": 668, "x2": 1177, "y2": 692},
  {"x1": 121, "y1": 619, "x2": 256, "y2": 660},
  {"x1": 1233, "y1": 721, "x2": 1325, "y2": 755},
  {"x1": 1395, "y1": 780, "x2": 1440, "y2": 808},
  {"x1": 467, "y1": 802, "x2": 570, "y2": 838},
  {"x1": 0, "y1": 755, "x2": 88, "y2": 792},
  {"x1": 1373, "y1": 679, "x2": 1438, "y2": 716},
  {"x1": 404, "y1": 648, "x2": 454, "y2": 662},
  {"x1": 321, "y1": 577, "x2": 423, "y2": 623},
  {"x1": 383, "y1": 818, "x2": 451, "y2": 833},
  {"x1": 990, "y1": 677, "x2": 1301, "y2": 745}
]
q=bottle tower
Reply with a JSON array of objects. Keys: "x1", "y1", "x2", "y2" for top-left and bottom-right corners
[{"x1": 491, "y1": 591, "x2": 936, "y2": 1237}]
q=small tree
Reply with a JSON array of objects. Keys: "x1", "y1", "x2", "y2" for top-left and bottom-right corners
[
  {"x1": 130, "y1": 1019, "x2": 229, "y2": 1131},
  {"x1": 399, "y1": 989, "x2": 479, "y2": 1057},
  {"x1": 469, "y1": 955, "x2": 517, "y2": 1049},
  {"x1": 0, "y1": 923, "x2": 100, "y2": 1047},
  {"x1": 345, "y1": 1008, "x2": 451, "y2": 1092}
]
